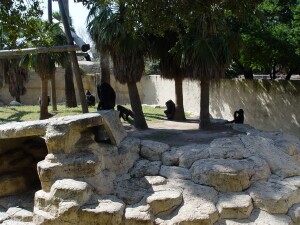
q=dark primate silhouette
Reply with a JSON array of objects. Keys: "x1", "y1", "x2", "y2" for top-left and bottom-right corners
[
  {"x1": 85, "y1": 90, "x2": 96, "y2": 106},
  {"x1": 38, "y1": 96, "x2": 50, "y2": 106},
  {"x1": 229, "y1": 109, "x2": 244, "y2": 124},
  {"x1": 164, "y1": 100, "x2": 176, "y2": 120},
  {"x1": 117, "y1": 105, "x2": 134, "y2": 121},
  {"x1": 97, "y1": 82, "x2": 116, "y2": 110}
]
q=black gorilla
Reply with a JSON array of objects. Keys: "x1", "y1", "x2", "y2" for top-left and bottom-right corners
[
  {"x1": 229, "y1": 109, "x2": 244, "y2": 124},
  {"x1": 117, "y1": 105, "x2": 134, "y2": 121},
  {"x1": 164, "y1": 100, "x2": 176, "y2": 120},
  {"x1": 97, "y1": 82, "x2": 116, "y2": 110},
  {"x1": 85, "y1": 90, "x2": 96, "y2": 106}
]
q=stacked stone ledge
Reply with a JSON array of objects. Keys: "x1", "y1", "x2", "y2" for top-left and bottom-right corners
[{"x1": 0, "y1": 113, "x2": 300, "y2": 224}]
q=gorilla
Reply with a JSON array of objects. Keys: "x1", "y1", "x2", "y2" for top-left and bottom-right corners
[
  {"x1": 117, "y1": 105, "x2": 134, "y2": 121},
  {"x1": 96, "y1": 82, "x2": 116, "y2": 110},
  {"x1": 85, "y1": 90, "x2": 96, "y2": 106},
  {"x1": 229, "y1": 109, "x2": 244, "y2": 124},
  {"x1": 164, "y1": 100, "x2": 176, "y2": 120}
]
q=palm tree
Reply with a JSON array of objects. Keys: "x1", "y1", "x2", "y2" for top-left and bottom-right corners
[
  {"x1": 148, "y1": 32, "x2": 186, "y2": 121},
  {"x1": 182, "y1": 14, "x2": 231, "y2": 128},
  {"x1": 1, "y1": 59, "x2": 29, "y2": 103},
  {"x1": 87, "y1": 1, "x2": 148, "y2": 129}
]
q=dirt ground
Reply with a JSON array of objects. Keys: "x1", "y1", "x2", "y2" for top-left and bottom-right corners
[{"x1": 126, "y1": 118, "x2": 243, "y2": 146}]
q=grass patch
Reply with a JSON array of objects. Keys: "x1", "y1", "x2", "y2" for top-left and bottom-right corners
[{"x1": 0, "y1": 104, "x2": 191, "y2": 124}]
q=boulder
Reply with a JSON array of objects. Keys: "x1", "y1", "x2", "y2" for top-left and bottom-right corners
[
  {"x1": 190, "y1": 157, "x2": 270, "y2": 192},
  {"x1": 217, "y1": 192, "x2": 253, "y2": 219},
  {"x1": 241, "y1": 135, "x2": 300, "y2": 177},
  {"x1": 79, "y1": 195, "x2": 125, "y2": 225},
  {"x1": 159, "y1": 166, "x2": 191, "y2": 180},
  {"x1": 247, "y1": 180, "x2": 300, "y2": 214},
  {"x1": 6, "y1": 207, "x2": 33, "y2": 222},
  {"x1": 141, "y1": 140, "x2": 169, "y2": 161},
  {"x1": 288, "y1": 203, "x2": 300, "y2": 224},
  {"x1": 130, "y1": 160, "x2": 161, "y2": 178},
  {"x1": 146, "y1": 190, "x2": 182, "y2": 216},
  {"x1": 125, "y1": 203, "x2": 153, "y2": 225}
]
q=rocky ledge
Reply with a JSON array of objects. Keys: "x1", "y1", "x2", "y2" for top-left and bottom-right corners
[{"x1": 0, "y1": 113, "x2": 299, "y2": 225}]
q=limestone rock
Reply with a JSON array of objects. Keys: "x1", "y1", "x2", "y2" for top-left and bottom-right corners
[
  {"x1": 209, "y1": 137, "x2": 251, "y2": 159},
  {"x1": 141, "y1": 140, "x2": 169, "y2": 161},
  {"x1": 0, "y1": 211, "x2": 9, "y2": 223},
  {"x1": 114, "y1": 177, "x2": 149, "y2": 205},
  {"x1": 241, "y1": 135, "x2": 300, "y2": 177},
  {"x1": 130, "y1": 160, "x2": 161, "y2": 178},
  {"x1": 2, "y1": 220, "x2": 35, "y2": 225},
  {"x1": 79, "y1": 195, "x2": 125, "y2": 225},
  {"x1": 288, "y1": 203, "x2": 300, "y2": 224},
  {"x1": 50, "y1": 179, "x2": 92, "y2": 205},
  {"x1": 218, "y1": 208, "x2": 293, "y2": 225},
  {"x1": 162, "y1": 144, "x2": 209, "y2": 168},
  {"x1": 247, "y1": 180, "x2": 299, "y2": 214},
  {"x1": 97, "y1": 111, "x2": 127, "y2": 146},
  {"x1": 159, "y1": 166, "x2": 191, "y2": 180},
  {"x1": 94, "y1": 137, "x2": 140, "y2": 175},
  {"x1": 6, "y1": 207, "x2": 33, "y2": 222},
  {"x1": 146, "y1": 190, "x2": 182, "y2": 216},
  {"x1": 143, "y1": 176, "x2": 167, "y2": 186},
  {"x1": 125, "y1": 203, "x2": 153, "y2": 225},
  {"x1": 37, "y1": 151, "x2": 99, "y2": 192},
  {"x1": 217, "y1": 192, "x2": 253, "y2": 219},
  {"x1": 161, "y1": 180, "x2": 219, "y2": 225},
  {"x1": 190, "y1": 157, "x2": 270, "y2": 192}
]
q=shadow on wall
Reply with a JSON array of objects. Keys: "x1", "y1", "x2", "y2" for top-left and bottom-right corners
[
  {"x1": 141, "y1": 75, "x2": 159, "y2": 105},
  {"x1": 210, "y1": 79, "x2": 300, "y2": 137}
]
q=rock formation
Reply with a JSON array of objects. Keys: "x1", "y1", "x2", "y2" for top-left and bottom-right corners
[{"x1": 0, "y1": 112, "x2": 299, "y2": 224}]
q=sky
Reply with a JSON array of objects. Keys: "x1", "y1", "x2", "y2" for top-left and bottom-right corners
[{"x1": 40, "y1": 0, "x2": 90, "y2": 33}]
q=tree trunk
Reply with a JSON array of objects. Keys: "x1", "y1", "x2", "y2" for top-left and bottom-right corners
[
  {"x1": 51, "y1": 74, "x2": 57, "y2": 111},
  {"x1": 40, "y1": 78, "x2": 51, "y2": 120},
  {"x1": 65, "y1": 61, "x2": 77, "y2": 107},
  {"x1": 173, "y1": 76, "x2": 186, "y2": 121},
  {"x1": 15, "y1": 94, "x2": 21, "y2": 103},
  {"x1": 127, "y1": 81, "x2": 148, "y2": 129},
  {"x1": 199, "y1": 79, "x2": 210, "y2": 129},
  {"x1": 58, "y1": 0, "x2": 88, "y2": 113},
  {"x1": 100, "y1": 51, "x2": 110, "y2": 84}
]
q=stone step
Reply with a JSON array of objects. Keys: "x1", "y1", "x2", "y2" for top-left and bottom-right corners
[
  {"x1": 79, "y1": 195, "x2": 125, "y2": 225},
  {"x1": 217, "y1": 193, "x2": 253, "y2": 219},
  {"x1": 37, "y1": 151, "x2": 100, "y2": 192},
  {"x1": 6, "y1": 207, "x2": 33, "y2": 222},
  {"x1": 146, "y1": 190, "x2": 182, "y2": 216},
  {"x1": 125, "y1": 203, "x2": 153, "y2": 225},
  {"x1": 1, "y1": 220, "x2": 35, "y2": 225}
]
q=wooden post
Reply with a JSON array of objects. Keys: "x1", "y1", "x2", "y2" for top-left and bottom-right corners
[{"x1": 58, "y1": 0, "x2": 88, "y2": 113}]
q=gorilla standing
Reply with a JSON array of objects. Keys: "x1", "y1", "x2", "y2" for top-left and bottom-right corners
[{"x1": 96, "y1": 82, "x2": 116, "y2": 111}]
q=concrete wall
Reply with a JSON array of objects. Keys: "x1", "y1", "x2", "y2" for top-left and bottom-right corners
[
  {"x1": 0, "y1": 68, "x2": 299, "y2": 137},
  {"x1": 141, "y1": 76, "x2": 300, "y2": 138}
]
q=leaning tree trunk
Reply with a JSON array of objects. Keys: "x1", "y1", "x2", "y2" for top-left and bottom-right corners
[
  {"x1": 127, "y1": 81, "x2": 148, "y2": 129},
  {"x1": 199, "y1": 79, "x2": 210, "y2": 129},
  {"x1": 40, "y1": 78, "x2": 51, "y2": 120},
  {"x1": 173, "y1": 76, "x2": 186, "y2": 121},
  {"x1": 65, "y1": 61, "x2": 77, "y2": 107},
  {"x1": 100, "y1": 51, "x2": 111, "y2": 84},
  {"x1": 51, "y1": 74, "x2": 57, "y2": 111}
]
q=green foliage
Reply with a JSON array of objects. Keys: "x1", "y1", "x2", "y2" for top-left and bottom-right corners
[
  {"x1": 232, "y1": 0, "x2": 300, "y2": 78},
  {"x1": 0, "y1": 0, "x2": 43, "y2": 49}
]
